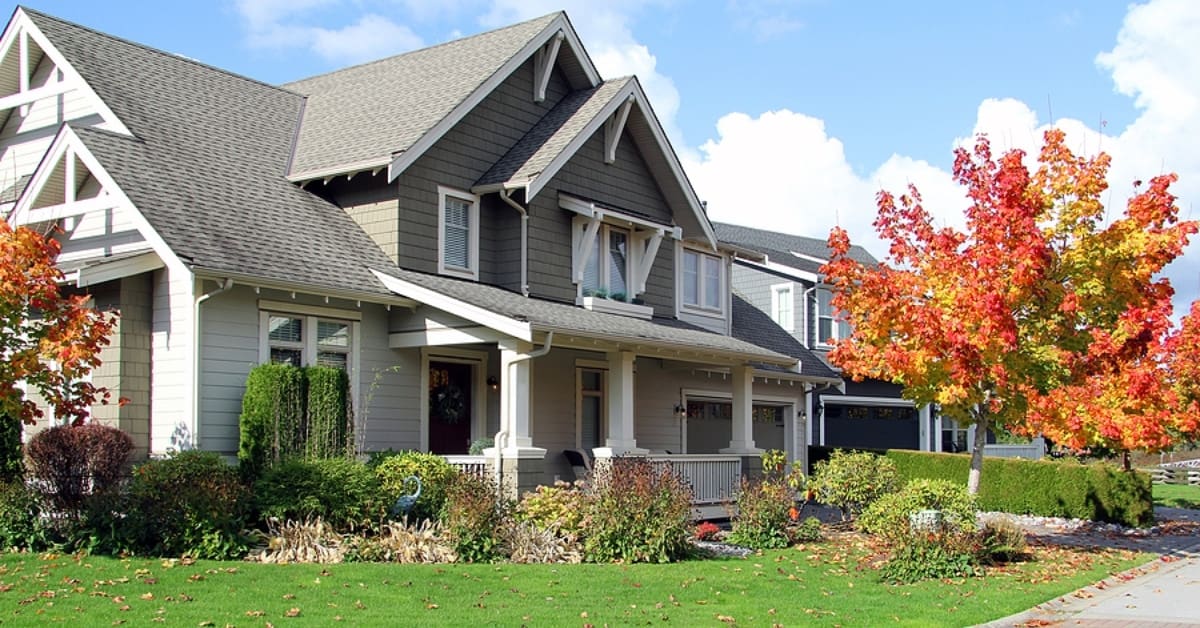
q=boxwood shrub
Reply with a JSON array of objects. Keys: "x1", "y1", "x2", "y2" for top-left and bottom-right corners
[{"x1": 885, "y1": 450, "x2": 1152, "y2": 527}]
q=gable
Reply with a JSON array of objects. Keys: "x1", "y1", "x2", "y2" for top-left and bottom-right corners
[{"x1": 0, "y1": 9, "x2": 129, "y2": 212}]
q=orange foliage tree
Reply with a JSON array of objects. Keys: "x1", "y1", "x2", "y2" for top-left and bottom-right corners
[
  {"x1": 0, "y1": 221, "x2": 118, "y2": 427},
  {"x1": 823, "y1": 129, "x2": 1200, "y2": 493}
]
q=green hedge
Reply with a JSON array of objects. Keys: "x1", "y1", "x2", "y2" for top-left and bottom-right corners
[
  {"x1": 238, "y1": 364, "x2": 352, "y2": 480},
  {"x1": 305, "y1": 367, "x2": 350, "y2": 460},
  {"x1": 885, "y1": 450, "x2": 1153, "y2": 527}
]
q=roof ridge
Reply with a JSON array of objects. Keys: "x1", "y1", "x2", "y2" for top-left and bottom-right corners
[
  {"x1": 19, "y1": 6, "x2": 296, "y2": 97},
  {"x1": 283, "y1": 11, "x2": 562, "y2": 87}
]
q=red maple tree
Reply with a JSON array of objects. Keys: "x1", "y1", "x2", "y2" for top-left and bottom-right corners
[
  {"x1": 0, "y1": 221, "x2": 118, "y2": 427},
  {"x1": 823, "y1": 129, "x2": 1199, "y2": 492}
]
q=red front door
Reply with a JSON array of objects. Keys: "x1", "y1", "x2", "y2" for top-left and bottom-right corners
[{"x1": 429, "y1": 361, "x2": 472, "y2": 455}]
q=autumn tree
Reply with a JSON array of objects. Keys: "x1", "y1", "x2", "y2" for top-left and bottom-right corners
[
  {"x1": 0, "y1": 221, "x2": 118, "y2": 430},
  {"x1": 823, "y1": 129, "x2": 1199, "y2": 493}
]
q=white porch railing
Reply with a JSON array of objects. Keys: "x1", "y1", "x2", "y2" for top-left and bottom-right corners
[
  {"x1": 444, "y1": 455, "x2": 491, "y2": 480},
  {"x1": 648, "y1": 454, "x2": 742, "y2": 505}
]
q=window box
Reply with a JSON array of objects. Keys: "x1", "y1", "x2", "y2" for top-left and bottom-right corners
[{"x1": 578, "y1": 295, "x2": 653, "y2": 319}]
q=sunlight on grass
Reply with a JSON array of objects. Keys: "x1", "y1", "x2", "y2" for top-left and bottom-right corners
[
  {"x1": 1154, "y1": 483, "x2": 1200, "y2": 509},
  {"x1": 0, "y1": 535, "x2": 1148, "y2": 627}
]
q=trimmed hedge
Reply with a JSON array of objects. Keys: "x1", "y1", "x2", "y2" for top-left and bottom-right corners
[
  {"x1": 305, "y1": 367, "x2": 350, "y2": 460},
  {"x1": 885, "y1": 450, "x2": 1152, "y2": 527},
  {"x1": 238, "y1": 364, "x2": 352, "y2": 480}
]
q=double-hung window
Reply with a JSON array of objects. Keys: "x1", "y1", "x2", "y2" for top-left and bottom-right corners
[
  {"x1": 576, "y1": 367, "x2": 606, "y2": 449},
  {"x1": 263, "y1": 307, "x2": 358, "y2": 374},
  {"x1": 680, "y1": 248, "x2": 723, "y2": 312},
  {"x1": 770, "y1": 283, "x2": 794, "y2": 331},
  {"x1": 438, "y1": 186, "x2": 479, "y2": 280},
  {"x1": 580, "y1": 223, "x2": 631, "y2": 298},
  {"x1": 815, "y1": 287, "x2": 851, "y2": 347}
]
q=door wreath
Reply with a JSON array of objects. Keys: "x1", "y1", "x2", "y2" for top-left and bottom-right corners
[{"x1": 431, "y1": 383, "x2": 466, "y2": 424}]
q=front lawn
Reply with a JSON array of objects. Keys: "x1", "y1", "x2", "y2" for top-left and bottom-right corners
[
  {"x1": 0, "y1": 536, "x2": 1148, "y2": 627},
  {"x1": 1154, "y1": 482, "x2": 1200, "y2": 509}
]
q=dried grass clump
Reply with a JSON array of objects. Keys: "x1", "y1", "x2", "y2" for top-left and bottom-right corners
[
  {"x1": 503, "y1": 520, "x2": 582, "y2": 564},
  {"x1": 249, "y1": 518, "x2": 344, "y2": 564},
  {"x1": 350, "y1": 518, "x2": 457, "y2": 564}
]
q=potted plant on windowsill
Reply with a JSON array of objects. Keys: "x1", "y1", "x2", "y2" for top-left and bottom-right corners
[{"x1": 579, "y1": 287, "x2": 653, "y2": 319}]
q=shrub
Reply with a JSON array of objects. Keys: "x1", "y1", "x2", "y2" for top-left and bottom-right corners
[
  {"x1": 761, "y1": 449, "x2": 806, "y2": 491},
  {"x1": 857, "y1": 478, "x2": 977, "y2": 543},
  {"x1": 502, "y1": 520, "x2": 583, "y2": 564},
  {"x1": 583, "y1": 458, "x2": 693, "y2": 563},
  {"x1": 304, "y1": 366, "x2": 351, "y2": 460},
  {"x1": 792, "y1": 516, "x2": 823, "y2": 542},
  {"x1": 0, "y1": 481, "x2": 49, "y2": 550},
  {"x1": 809, "y1": 449, "x2": 899, "y2": 520},
  {"x1": 516, "y1": 481, "x2": 587, "y2": 536},
  {"x1": 26, "y1": 423, "x2": 133, "y2": 514},
  {"x1": 441, "y1": 472, "x2": 505, "y2": 563},
  {"x1": 237, "y1": 363, "x2": 305, "y2": 480},
  {"x1": 693, "y1": 521, "x2": 721, "y2": 542},
  {"x1": 726, "y1": 477, "x2": 794, "y2": 549},
  {"x1": 879, "y1": 530, "x2": 980, "y2": 584},
  {"x1": 0, "y1": 416, "x2": 22, "y2": 484},
  {"x1": 885, "y1": 450, "x2": 1153, "y2": 526},
  {"x1": 255, "y1": 457, "x2": 385, "y2": 531},
  {"x1": 126, "y1": 451, "x2": 251, "y2": 559},
  {"x1": 977, "y1": 516, "x2": 1029, "y2": 563},
  {"x1": 373, "y1": 451, "x2": 456, "y2": 522},
  {"x1": 345, "y1": 518, "x2": 457, "y2": 563},
  {"x1": 250, "y1": 518, "x2": 344, "y2": 564}
]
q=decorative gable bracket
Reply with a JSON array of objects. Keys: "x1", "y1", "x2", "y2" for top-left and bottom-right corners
[
  {"x1": 533, "y1": 31, "x2": 565, "y2": 103},
  {"x1": 562, "y1": 194, "x2": 681, "y2": 295},
  {"x1": 603, "y1": 95, "x2": 634, "y2": 165}
]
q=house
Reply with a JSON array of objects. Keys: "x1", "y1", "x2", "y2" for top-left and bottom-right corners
[
  {"x1": 713, "y1": 222, "x2": 945, "y2": 453},
  {"x1": 1, "y1": 7, "x2": 844, "y2": 500}
]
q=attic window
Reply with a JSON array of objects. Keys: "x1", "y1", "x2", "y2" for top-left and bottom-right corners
[{"x1": 438, "y1": 186, "x2": 479, "y2": 280}]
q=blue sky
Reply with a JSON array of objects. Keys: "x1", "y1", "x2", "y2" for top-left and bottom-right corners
[{"x1": 13, "y1": 1, "x2": 1200, "y2": 308}]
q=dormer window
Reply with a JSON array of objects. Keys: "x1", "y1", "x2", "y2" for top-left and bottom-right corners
[
  {"x1": 816, "y1": 286, "x2": 851, "y2": 347},
  {"x1": 582, "y1": 224, "x2": 630, "y2": 297},
  {"x1": 438, "y1": 186, "x2": 479, "y2": 280},
  {"x1": 681, "y1": 247, "x2": 723, "y2": 312}
]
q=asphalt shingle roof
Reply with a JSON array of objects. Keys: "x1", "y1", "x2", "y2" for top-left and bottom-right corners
[
  {"x1": 476, "y1": 78, "x2": 631, "y2": 188},
  {"x1": 731, "y1": 293, "x2": 840, "y2": 380},
  {"x1": 379, "y1": 267, "x2": 800, "y2": 366},
  {"x1": 714, "y1": 222, "x2": 877, "y2": 274},
  {"x1": 26, "y1": 9, "x2": 398, "y2": 297},
  {"x1": 283, "y1": 13, "x2": 560, "y2": 180}
]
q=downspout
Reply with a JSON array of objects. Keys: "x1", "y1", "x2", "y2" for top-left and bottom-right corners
[
  {"x1": 801, "y1": 284, "x2": 817, "y2": 348},
  {"x1": 499, "y1": 187, "x2": 530, "y2": 296},
  {"x1": 494, "y1": 331, "x2": 554, "y2": 492},
  {"x1": 192, "y1": 278, "x2": 234, "y2": 450}
]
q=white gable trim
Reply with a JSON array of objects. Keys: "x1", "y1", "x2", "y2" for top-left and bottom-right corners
[
  {"x1": 72, "y1": 251, "x2": 164, "y2": 287},
  {"x1": 8, "y1": 125, "x2": 188, "y2": 278},
  {"x1": 733, "y1": 256, "x2": 820, "y2": 284},
  {"x1": 388, "y1": 14, "x2": 600, "y2": 182},
  {"x1": 370, "y1": 269, "x2": 533, "y2": 342},
  {"x1": 1, "y1": 9, "x2": 132, "y2": 137}
]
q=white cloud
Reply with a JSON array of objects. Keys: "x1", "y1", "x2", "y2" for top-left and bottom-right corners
[
  {"x1": 234, "y1": 0, "x2": 424, "y2": 64},
  {"x1": 687, "y1": 0, "x2": 1200, "y2": 310}
]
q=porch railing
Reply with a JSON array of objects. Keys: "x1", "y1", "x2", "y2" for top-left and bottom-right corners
[
  {"x1": 444, "y1": 455, "x2": 491, "y2": 480},
  {"x1": 648, "y1": 454, "x2": 742, "y2": 505},
  {"x1": 983, "y1": 438, "x2": 1045, "y2": 460}
]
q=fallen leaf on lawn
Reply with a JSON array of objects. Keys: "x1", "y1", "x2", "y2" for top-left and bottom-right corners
[
  {"x1": 283, "y1": 594, "x2": 295, "y2": 600},
  {"x1": 285, "y1": 608, "x2": 301, "y2": 617},
  {"x1": 140, "y1": 593, "x2": 155, "y2": 600},
  {"x1": 427, "y1": 604, "x2": 439, "y2": 610},
  {"x1": 198, "y1": 622, "x2": 215, "y2": 626},
  {"x1": 245, "y1": 610, "x2": 265, "y2": 617},
  {"x1": 716, "y1": 614, "x2": 735, "y2": 623},
  {"x1": 580, "y1": 611, "x2": 588, "y2": 618}
]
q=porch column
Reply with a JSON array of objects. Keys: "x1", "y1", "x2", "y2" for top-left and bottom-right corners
[
  {"x1": 919, "y1": 404, "x2": 931, "y2": 451},
  {"x1": 720, "y1": 363, "x2": 759, "y2": 454},
  {"x1": 498, "y1": 341, "x2": 545, "y2": 456},
  {"x1": 594, "y1": 350, "x2": 646, "y2": 457}
]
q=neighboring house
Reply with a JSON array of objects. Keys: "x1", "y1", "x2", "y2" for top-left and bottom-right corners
[
  {"x1": 2, "y1": 7, "x2": 843, "y2": 499},
  {"x1": 713, "y1": 222, "x2": 951, "y2": 454}
]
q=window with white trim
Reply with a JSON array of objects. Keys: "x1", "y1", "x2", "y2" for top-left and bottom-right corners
[
  {"x1": 680, "y1": 248, "x2": 723, "y2": 312},
  {"x1": 266, "y1": 313, "x2": 354, "y2": 372},
  {"x1": 576, "y1": 368, "x2": 606, "y2": 449},
  {"x1": 770, "y1": 283, "x2": 794, "y2": 331},
  {"x1": 576, "y1": 221, "x2": 632, "y2": 298},
  {"x1": 815, "y1": 287, "x2": 851, "y2": 347},
  {"x1": 438, "y1": 186, "x2": 479, "y2": 279}
]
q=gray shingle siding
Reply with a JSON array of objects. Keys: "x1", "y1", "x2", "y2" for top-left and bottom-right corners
[{"x1": 393, "y1": 59, "x2": 571, "y2": 274}]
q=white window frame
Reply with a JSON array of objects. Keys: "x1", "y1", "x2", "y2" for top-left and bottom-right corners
[
  {"x1": 770, "y1": 282, "x2": 794, "y2": 332},
  {"x1": 572, "y1": 218, "x2": 633, "y2": 298},
  {"x1": 258, "y1": 301, "x2": 362, "y2": 419},
  {"x1": 575, "y1": 361, "x2": 608, "y2": 449},
  {"x1": 814, "y1": 286, "x2": 849, "y2": 348},
  {"x1": 437, "y1": 185, "x2": 480, "y2": 280},
  {"x1": 678, "y1": 245, "x2": 726, "y2": 316}
]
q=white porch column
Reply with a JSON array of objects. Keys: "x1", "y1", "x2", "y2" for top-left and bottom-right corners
[
  {"x1": 919, "y1": 404, "x2": 931, "y2": 451},
  {"x1": 594, "y1": 350, "x2": 646, "y2": 457},
  {"x1": 720, "y1": 363, "x2": 760, "y2": 454},
  {"x1": 498, "y1": 340, "x2": 545, "y2": 457}
]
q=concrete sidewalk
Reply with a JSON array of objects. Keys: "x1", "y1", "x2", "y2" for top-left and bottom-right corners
[{"x1": 980, "y1": 544, "x2": 1200, "y2": 627}]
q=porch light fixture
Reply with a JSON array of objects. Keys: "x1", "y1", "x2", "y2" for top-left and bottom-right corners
[{"x1": 487, "y1": 375, "x2": 499, "y2": 391}]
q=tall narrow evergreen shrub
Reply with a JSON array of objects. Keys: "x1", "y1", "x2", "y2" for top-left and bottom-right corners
[
  {"x1": 305, "y1": 366, "x2": 350, "y2": 459},
  {"x1": 238, "y1": 364, "x2": 305, "y2": 479},
  {"x1": 0, "y1": 415, "x2": 23, "y2": 483}
]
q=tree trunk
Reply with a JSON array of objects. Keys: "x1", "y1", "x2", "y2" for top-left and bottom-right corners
[{"x1": 967, "y1": 412, "x2": 989, "y2": 495}]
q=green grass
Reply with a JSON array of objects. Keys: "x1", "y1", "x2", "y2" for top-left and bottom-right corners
[
  {"x1": 0, "y1": 537, "x2": 1148, "y2": 627},
  {"x1": 1154, "y1": 482, "x2": 1200, "y2": 509}
]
